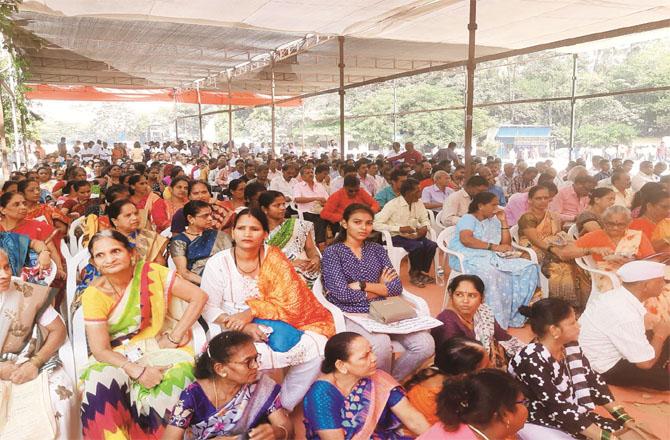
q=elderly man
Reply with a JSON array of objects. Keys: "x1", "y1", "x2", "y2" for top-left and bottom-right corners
[
  {"x1": 374, "y1": 178, "x2": 437, "y2": 288},
  {"x1": 478, "y1": 166, "x2": 506, "y2": 206},
  {"x1": 387, "y1": 141, "x2": 424, "y2": 166},
  {"x1": 497, "y1": 163, "x2": 515, "y2": 197},
  {"x1": 269, "y1": 163, "x2": 297, "y2": 201},
  {"x1": 441, "y1": 175, "x2": 489, "y2": 227},
  {"x1": 549, "y1": 174, "x2": 596, "y2": 223},
  {"x1": 631, "y1": 161, "x2": 659, "y2": 192},
  {"x1": 421, "y1": 170, "x2": 453, "y2": 211},
  {"x1": 508, "y1": 166, "x2": 538, "y2": 195},
  {"x1": 375, "y1": 169, "x2": 408, "y2": 209},
  {"x1": 579, "y1": 261, "x2": 670, "y2": 390},
  {"x1": 605, "y1": 169, "x2": 633, "y2": 208}
]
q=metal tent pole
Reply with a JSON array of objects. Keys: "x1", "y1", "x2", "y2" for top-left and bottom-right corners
[
  {"x1": 0, "y1": 90, "x2": 8, "y2": 179},
  {"x1": 227, "y1": 78, "x2": 233, "y2": 145},
  {"x1": 568, "y1": 53, "x2": 578, "y2": 161},
  {"x1": 463, "y1": 0, "x2": 477, "y2": 178},
  {"x1": 271, "y1": 61, "x2": 276, "y2": 155},
  {"x1": 392, "y1": 79, "x2": 397, "y2": 142},
  {"x1": 196, "y1": 82, "x2": 203, "y2": 141},
  {"x1": 338, "y1": 36, "x2": 345, "y2": 159}
]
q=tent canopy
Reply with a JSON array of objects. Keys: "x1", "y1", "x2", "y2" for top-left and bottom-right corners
[{"x1": 12, "y1": 0, "x2": 670, "y2": 99}]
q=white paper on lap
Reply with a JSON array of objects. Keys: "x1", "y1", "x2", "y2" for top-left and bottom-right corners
[{"x1": 344, "y1": 313, "x2": 442, "y2": 335}]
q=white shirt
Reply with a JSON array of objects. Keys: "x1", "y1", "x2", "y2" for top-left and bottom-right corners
[
  {"x1": 631, "y1": 172, "x2": 659, "y2": 193},
  {"x1": 330, "y1": 176, "x2": 345, "y2": 194},
  {"x1": 441, "y1": 188, "x2": 471, "y2": 227},
  {"x1": 578, "y1": 285, "x2": 655, "y2": 373},
  {"x1": 373, "y1": 196, "x2": 431, "y2": 236},
  {"x1": 293, "y1": 180, "x2": 329, "y2": 213},
  {"x1": 269, "y1": 174, "x2": 297, "y2": 199}
]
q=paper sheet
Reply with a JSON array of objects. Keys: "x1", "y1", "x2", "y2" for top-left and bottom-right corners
[
  {"x1": 0, "y1": 373, "x2": 57, "y2": 440},
  {"x1": 344, "y1": 313, "x2": 442, "y2": 334}
]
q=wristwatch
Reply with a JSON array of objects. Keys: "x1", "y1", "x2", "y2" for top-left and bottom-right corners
[{"x1": 359, "y1": 281, "x2": 367, "y2": 291}]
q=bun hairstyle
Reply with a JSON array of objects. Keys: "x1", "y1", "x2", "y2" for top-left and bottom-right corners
[
  {"x1": 467, "y1": 191, "x2": 497, "y2": 214},
  {"x1": 194, "y1": 331, "x2": 254, "y2": 379},
  {"x1": 518, "y1": 298, "x2": 572, "y2": 338},
  {"x1": 321, "y1": 332, "x2": 360, "y2": 374},
  {"x1": 437, "y1": 369, "x2": 524, "y2": 430}
]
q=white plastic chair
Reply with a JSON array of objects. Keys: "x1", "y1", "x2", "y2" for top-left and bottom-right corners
[
  {"x1": 509, "y1": 224, "x2": 549, "y2": 298},
  {"x1": 575, "y1": 255, "x2": 621, "y2": 306},
  {"x1": 378, "y1": 230, "x2": 408, "y2": 274},
  {"x1": 43, "y1": 259, "x2": 58, "y2": 286},
  {"x1": 160, "y1": 227, "x2": 172, "y2": 239},
  {"x1": 436, "y1": 226, "x2": 467, "y2": 310},
  {"x1": 289, "y1": 201, "x2": 305, "y2": 221},
  {"x1": 428, "y1": 209, "x2": 444, "y2": 236},
  {"x1": 567, "y1": 223, "x2": 579, "y2": 240},
  {"x1": 65, "y1": 248, "x2": 92, "y2": 336},
  {"x1": 67, "y1": 216, "x2": 86, "y2": 255}
]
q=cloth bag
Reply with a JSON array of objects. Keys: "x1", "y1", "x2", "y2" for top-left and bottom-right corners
[{"x1": 369, "y1": 297, "x2": 416, "y2": 324}]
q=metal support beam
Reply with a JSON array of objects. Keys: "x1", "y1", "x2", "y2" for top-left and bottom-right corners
[
  {"x1": 463, "y1": 0, "x2": 477, "y2": 178},
  {"x1": 175, "y1": 119, "x2": 179, "y2": 140},
  {"x1": 271, "y1": 62, "x2": 276, "y2": 155},
  {"x1": 301, "y1": 103, "x2": 306, "y2": 153},
  {"x1": 338, "y1": 36, "x2": 345, "y2": 159},
  {"x1": 0, "y1": 91, "x2": 8, "y2": 179},
  {"x1": 196, "y1": 82, "x2": 203, "y2": 141},
  {"x1": 227, "y1": 78, "x2": 233, "y2": 145},
  {"x1": 392, "y1": 79, "x2": 397, "y2": 142},
  {"x1": 568, "y1": 53, "x2": 578, "y2": 161}
]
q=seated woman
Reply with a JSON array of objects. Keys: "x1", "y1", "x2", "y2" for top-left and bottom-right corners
[
  {"x1": 0, "y1": 249, "x2": 77, "y2": 438},
  {"x1": 449, "y1": 191, "x2": 539, "y2": 328},
  {"x1": 18, "y1": 179, "x2": 69, "y2": 237},
  {"x1": 322, "y1": 203, "x2": 434, "y2": 381},
  {"x1": 629, "y1": 188, "x2": 670, "y2": 251},
  {"x1": 509, "y1": 298, "x2": 637, "y2": 440},
  {"x1": 630, "y1": 182, "x2": 664, "y2": 218},
  {"x1": 575, "y1": 187, "x2": 615, "y2": 235},
  {"x1": 59, "y1": 180, "x2": 100, "y2": 220},
  {"x1": 0, "y1": 192, "x2": 65, "y2": 280},
  {"x1": 260, "y1": 190, "x2": 321, "y2": 287},
  {"x1": 221, "y1": 178, "x2": 247, "y2": 214},
  {"x1": 432, "y1": 274, "x2": 525, "y2": 368},
  {"x1": 169, "y1": 200, "x2": 233, "y2": 285},
  {"x1": 518, "y1": 185, "x2": 591, "y2": 309},
  {"x1": 151, "y1": 175, "x2": 189, "y2": 232},
  {"x1": 170, "y1": 180, "x2": 235, "y2": 235},
  {"x1": 565, "y1": 206, "x2": 655, "y2": 291},
  {"x1": 417, "y1": 369, "x2": 527, "y2": 440},
  {"x1": 164, "y1": 331, "x2": 292, "y2": 440},
  {"x1": 245, "y1": 181, "x2": 267, "y2": 210},
  {"x1": 406, "y1": 337, "x2": 489, "y2": 425},
  {"x1": 200, "y1": 208, "x2": 335, "y2": 411},
  {"x1": 303, "y1": 332, "x2": 430, "y2": 439},
  {"x1": 80, "y1": 230, "x2": 208, "y2": 439},
  {"x1": 128, "y1": 174, "x2": 161, "y2": 230},
  {"x1": 651, "y1": 217, "x2": 670, "y2": 253}
]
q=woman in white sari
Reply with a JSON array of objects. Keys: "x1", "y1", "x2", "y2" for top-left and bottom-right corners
[{"x1": 0, "y1": 248, "x2": 76, "y2": 439}]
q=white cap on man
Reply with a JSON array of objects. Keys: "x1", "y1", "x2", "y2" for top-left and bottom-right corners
[{"x1": 616, "y1": 261, "x2": 666, "y2": 283}]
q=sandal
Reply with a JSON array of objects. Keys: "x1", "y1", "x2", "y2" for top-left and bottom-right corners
[{"x1": 410, "y1": 275, "x2": 426, "y2": 288}]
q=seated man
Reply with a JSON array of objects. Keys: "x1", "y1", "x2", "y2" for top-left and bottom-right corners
[
  {"x1": 375, "y1": 169, "x2": 408, "y2": 209},
  {"x1": 421, "y1": 170, "x2": 453, "y2": 212},
  {"x1": 373, "y1": 178, "x2": 437, "y2": 288},
  {"x1": 440, "y1": 175, "x2": 489, "y2": 227},
  {"x1": 549, "y1": 174, "x2": 596, "y2": 223},
  {"x1": 321, "y1": 175, "x2": 380, "y2": 227},
  {"x1": 579, "y1": 261, "x2": 670, "y2": 390}
]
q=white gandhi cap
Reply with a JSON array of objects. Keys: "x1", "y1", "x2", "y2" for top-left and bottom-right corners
[{"x1": 616, "y1": 261, "x2": 666, "y2": 283}]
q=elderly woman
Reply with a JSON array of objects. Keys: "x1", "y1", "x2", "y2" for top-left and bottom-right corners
[
  {"x1": 80, "y1": 230, "x2": 208, "y2": 438},
  {"x1": 0, "y1": 249, "x2": 77, "y2": 438},
  {"x1": 163, "y1": 331, "x2": 292, "y2": 440},
  {"x1": 200, "y1": 208, "x2": 335, "y2": 411},
  {"x1": 449, "y1": 191, "x2": 539, "y2": 328},
  {"x1": 432, "y1": 274, "x2": 525, "y2": 368},
  {"x1": 565, "y1": 206, "x2": 655, "y2": 291},
  {"x1": 518, "y1": 185, "x2": 591, "y2": 308},
  {"x1": 260, "y1": 190, "x2": 321, "y2": 287},
  {"x1": 303, "y1": 332, "x2": 430, "y2": 439},
  {"x1": 575, "y1": 187, "x2": 616, "y2": 235},
  {"x1": 169, "y1": 200, "x2": 233, "y2": 286}
]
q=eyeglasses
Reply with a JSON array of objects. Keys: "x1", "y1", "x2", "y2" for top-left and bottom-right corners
[
  {"x1": 516, "y1": 398, "x2": 530, "y2": 406},
  {"x1": 228, "y1": 354, "x2": 261, "y2": 369},
  {"x1": 604, "y1": 221, "x2": 628, "y2": 228},
  {"x1": 195, "y1": 213, "x2": 213, "y2": 219}
]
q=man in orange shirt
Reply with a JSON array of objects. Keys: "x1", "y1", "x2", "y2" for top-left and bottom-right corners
[{"x1": 320, "y1": 175, "x2": 380, "y2": 228}]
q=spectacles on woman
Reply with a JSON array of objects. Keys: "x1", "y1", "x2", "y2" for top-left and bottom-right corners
[{"x1": 228, "y1": 353, "x2": 261, "y2": 369}]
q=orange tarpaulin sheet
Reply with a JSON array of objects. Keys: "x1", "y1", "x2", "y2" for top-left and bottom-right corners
[{"x1": 25, "y1": 84, "x2": 301, "y2": 106}]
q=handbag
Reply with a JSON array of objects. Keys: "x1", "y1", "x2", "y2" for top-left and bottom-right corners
[{"x1": 369, "y1": 296, "x2": 417, "y2": 324}]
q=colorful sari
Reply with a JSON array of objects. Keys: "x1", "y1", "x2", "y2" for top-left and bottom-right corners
[
  {"x1": 168, "y1": 375, "x2": 281, "y2": 440},
  {"x1": 0, "y1": 278, "x2": 76, "y2": 439},
  {"x1": 303, "y1": 370, "x2": 410, "y2": 440},
  {"x1": 651, "y1": 218, "x2": 670, "y2": 245},
  {"x1": 168, "y1": 229, "x2": 232, "y2": 278},
  {"x1": 267, "y1": 218, "x2": 320, "y2": 287},
  {"x1": 0, "y1": 231, "x2": 53, "y2": 284},
  {"x1": 518, "y1": 210, "x2": 590, "y2": 308},
  {"x1": 80, "y1": 261, "x2": 195, "y2": 439},
  {"x1": 132, "y1": 192, "x2": 161, "y2": 231},
  {"x1": 26, "y1": 203, "x2": 68, "y2": 230}
]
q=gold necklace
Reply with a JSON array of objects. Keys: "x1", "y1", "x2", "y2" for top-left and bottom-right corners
[
  {"x1": 234, "y1": 248, "x2": 260, "y2": 275},
  {"x1": 467, "y1": 424, "x2": 491, "y2": 440}
]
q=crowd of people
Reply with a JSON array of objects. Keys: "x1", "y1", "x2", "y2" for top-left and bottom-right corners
[{"x1": 0, "y1": 137, "x2": 668, "y2": 440}]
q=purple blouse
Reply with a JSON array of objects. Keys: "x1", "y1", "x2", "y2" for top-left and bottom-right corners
[
  {"x1": 432, "y1": 309, "x2": 514, "y2": 348},
  {"x1": 322, "y1": 242, "x2": 403, "y2": 313}
]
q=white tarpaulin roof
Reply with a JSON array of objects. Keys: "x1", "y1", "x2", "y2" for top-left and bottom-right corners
[{"x1": 13, "y1": 0, "x2": 670, "y2": 97}]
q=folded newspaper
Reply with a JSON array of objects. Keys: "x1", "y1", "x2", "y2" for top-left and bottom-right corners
[{"x1": 344, "y1": 313, "x2": 442, "y2": 335}]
